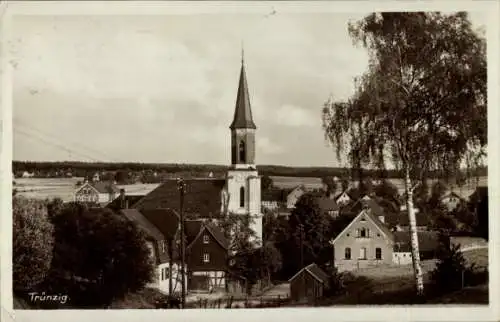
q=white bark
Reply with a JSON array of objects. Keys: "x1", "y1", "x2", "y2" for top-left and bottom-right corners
[{"x1": 404, "y1": 166, "x2": 425, "y2": 295}]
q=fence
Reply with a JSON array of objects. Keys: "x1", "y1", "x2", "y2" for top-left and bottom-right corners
[{"x1": 187, "y1": 294, "x2": 290, "y2": 309}]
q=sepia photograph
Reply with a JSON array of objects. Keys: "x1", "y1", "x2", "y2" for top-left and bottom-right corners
[{"x1": 1, "y1": 1, "x2": 497, "y2": 318}]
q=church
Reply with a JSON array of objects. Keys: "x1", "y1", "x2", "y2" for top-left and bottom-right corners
[{"x1": 127, "y1": 52, "x2": 263, "y2": 242}]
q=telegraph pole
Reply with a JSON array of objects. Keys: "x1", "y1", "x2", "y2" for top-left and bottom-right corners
[{"x1": 177, "y1": 178, "x2": 187, "y2": 309}]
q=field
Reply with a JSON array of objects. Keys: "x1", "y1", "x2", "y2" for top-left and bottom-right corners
[{"x1": 13, "y1": 175, "x2": 487, "y2": 203}]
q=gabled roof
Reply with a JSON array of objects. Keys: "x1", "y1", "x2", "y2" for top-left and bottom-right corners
[
  {"x1": 140, "y1": 208, "x2": 180, "y2": 240},
  {"x1": 132, "y1": 178, "x2": 226, "y2": 218},
  {"x1": 331, "y1": 207, "x2": 394, "y2": 245},
  {"x1": 317, "y1": 197, "x2": 339, "y2": 211},
  {"x1": 120, "y1": 209, "x2": 165, "y2": 242},
  {"x1": 106, "y1": 195, "x2": 145, "y2": 213},
  {"x1": 346, "y1": 198, "x2": 385, "y2": 217},
  {"x1": 90, "y1": 181, "x2": 120, "y2": 194},
  {"x1": 288, "y1": 263, "x2": 329, "y2": 284},
  {"x1": 262, "y1": 189, "x2": 288, "y2": 202},
  {"x1": 441, "y1": 191, "x2": 466, "y2": 202},
  {"x1": 229, "y1": 57, "x2": 256, "y2": 130},
  {"x1": 393, "y1": 230, "x2": 440, "y2": 252},
  {"x1": 186, "y1": 221, "x2": 229, "y2": 250}
]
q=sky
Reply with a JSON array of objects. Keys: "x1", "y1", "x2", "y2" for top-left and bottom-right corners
[{"x1": 11, "y1": 11, "x2": 487, "y2": 167}]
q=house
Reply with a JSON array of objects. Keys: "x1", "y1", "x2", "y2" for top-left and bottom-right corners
[
  {"x1": 335, "y1": 190, "x2": 353, "y2": 206},
  {"x1": 330, "y1": 202, "x2": 394, "y2": 272},
  {"x1": 185, "y1": 220, "x2": 229, "y2": 292},
  {"x1": 392, "y1": 231, "x2": 440, "y2": 264},
  {"x1": 261, "y1": 188, "x2": 288, "y2": 211},
  {"x1": 441, "y1": 192, "x2": 466, "y2": 212},
  {"x1": 287, "y1": 185, "x2": 307, "y2": 209},
  {"x1": 289, "y1": 263, "x2": 329, "y2": 303},
  {"x1": 120, "y1": 208, "x2": 187, "y2": 295},
  {"x1": 317, "y1": 197, "x2": 340, "y2": 218},
  {"x1": 74, "y1": 180, "x2": 120, "y2": 206}
]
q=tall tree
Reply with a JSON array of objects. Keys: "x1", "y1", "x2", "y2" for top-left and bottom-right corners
[
  {"x1": 289, "y1": 193, "x2": 332, "y2": 272},
  {"x1": 13, "y1": 197, "x2": 54, "y2": 292},
  {"x1": 47, "y1": 204, "x2": 155, "y2": 307},
  {"x1": 261, "y1": 175, "x2": 274, "y2": 191},
  {"x1": 322, "y1": 13, "x2": 486, "y2": 295}
]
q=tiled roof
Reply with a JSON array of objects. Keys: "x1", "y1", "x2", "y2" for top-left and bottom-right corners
[
  {"x1": 120, "y1": 209, "x2": 165, "y2": 241},
  {"x1": 289, "y1": 263, "x2": 329, "y2": 283},
  {"x1": 348, "y1": 198, "x2": 385, "y2": 217},
  {"x1": 186, "y1": 221, "x2": 229, "y2": 250},
  {"x1": 140, "y1": 208, "x2": 180, "y2": 240},
  {"x1": 230, "y1": 60, "x2": 256, "y2": 130},
  {"x1": 317, "y1": 197, "x2": 339, "y2": 211},
  {"x1": 106, "y1": 195, "x2": 145, "y2": 213},
  {"x1": 393, "y1": 230, "x2": 440, "y2": 252},
  {"x1": 90, "y1": 181, "x2": 120, "y2": 194},
  {"x1": 385, "y1": 210, "x2": 431, "y2": 227},
  {"x1": 364, "y1": 208, "x2": 394, "y2": 241},
  {"x1": 262, "y1": 189, "x2": 288, "y2": 202},
  {"x1": 132, "y1": 178, "x2": 226, "y2": 219},
  {"x1": 185, "y1": 220, "x2": 203, "y2": 244}
]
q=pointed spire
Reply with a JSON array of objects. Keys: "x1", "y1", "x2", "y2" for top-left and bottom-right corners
[{"x1": 230, "y1": 47, "x2": 256, "y2": 130}]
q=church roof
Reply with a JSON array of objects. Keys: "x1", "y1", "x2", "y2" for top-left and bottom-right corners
[
  {"x1": 230, "y1": 56, "x2": 256, "y2": 130},
  {"x1": 132, "y1": 178, "x2": 226, "y2": 219}
]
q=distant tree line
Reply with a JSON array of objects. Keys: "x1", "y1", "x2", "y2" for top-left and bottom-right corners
[{"x1": 11, "y1": 161, "x2": 488, "y2": 180}]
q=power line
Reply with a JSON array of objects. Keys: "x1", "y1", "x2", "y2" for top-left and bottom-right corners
[
  {"x1": 14, "y1": 127, "x2": 104, "y2": 162},
  {"x1": 14, "y1": 118, "x2": 119, "y2": 162}
]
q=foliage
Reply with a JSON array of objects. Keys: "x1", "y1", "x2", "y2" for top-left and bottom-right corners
[
  {"x1": 322, "y1": 12, "x2": 486, "y2": 295},
  {"x1": 46, "y1": 203, "x2": 155, "y2": 307},
  {"x1": 261, "y1": 175, "x2": 274, "y2": 191},
  {"x1": 288, "y1": 193, "x2": 333, "y2": 272},
  {"x1": 12, "y1": 197, "x2": 55, "y2": 292},
  {"x1": 430, "y1": 232, "x2": 468, "y2": 293},
  {"x1": 321, "y1": 176, "x2": 338, "y2": 196},
  {"x1": 260, "y1": 241, "x2": 283, "y2": 283}
]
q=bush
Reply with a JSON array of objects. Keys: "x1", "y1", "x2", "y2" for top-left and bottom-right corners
[
  {"x1": 430, "y1": 232, "x2": 468, "y2": 294},
  {"x1": 12, "y1": 197, "x2": 54, "y2": 292}
]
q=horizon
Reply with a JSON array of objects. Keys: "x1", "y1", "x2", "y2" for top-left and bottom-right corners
[{"x1": 12, "y1": 12, "x2": 487, "y2": 167}]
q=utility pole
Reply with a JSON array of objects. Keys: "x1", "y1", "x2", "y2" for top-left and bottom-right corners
[
  {"x1": 177, "y1": 178, "x2": 187, "y2": 309},
  {"x1": 299, "y1": 223, "x2": 304, "y2": 269}
]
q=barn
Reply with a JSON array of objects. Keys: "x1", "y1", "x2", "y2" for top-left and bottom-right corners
[{"x1": 289, "y1": 263, "x2": 329, "y2": 303}]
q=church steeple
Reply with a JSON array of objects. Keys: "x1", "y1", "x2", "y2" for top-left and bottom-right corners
[{"x1": 230, "y1": 49, "x2": 256, "y2": 130}]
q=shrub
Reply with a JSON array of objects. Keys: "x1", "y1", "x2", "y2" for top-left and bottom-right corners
[{"x1": 12, "y1": 197, "x2": 54, "y2": 292}]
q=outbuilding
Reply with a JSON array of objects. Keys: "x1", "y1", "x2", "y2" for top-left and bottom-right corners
[{"x1": 289, "y1": 263, "x2": 329, "y2": 303}]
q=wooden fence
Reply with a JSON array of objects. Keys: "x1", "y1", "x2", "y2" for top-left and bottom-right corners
[{"x1": 187, "y1": 294, "x2": 290, "y2": 309}]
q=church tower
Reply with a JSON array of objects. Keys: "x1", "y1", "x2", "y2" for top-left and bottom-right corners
[{"x1": 226, "y1": 50, "x2": 263, "y2": 245}]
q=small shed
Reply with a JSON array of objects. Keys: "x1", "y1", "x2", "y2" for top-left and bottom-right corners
[{"x1": 289, "y1": 263, "x2": 329, "y2": 303}]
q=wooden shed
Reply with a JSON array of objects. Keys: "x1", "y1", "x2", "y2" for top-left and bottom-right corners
[{"x1": 289, "y1": 263, "x2": 329, "y2": 303}]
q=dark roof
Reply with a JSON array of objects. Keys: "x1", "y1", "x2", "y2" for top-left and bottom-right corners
[
  {"x1": 348, "y1": 198, "x2": 385, "y2": 217},
  {"x1": 106, "y1": 195, "x2": 145, "y2": 212},
  {"x1": 120, "y1": 209, "x2": 165, "y2": 241},
  {"x1": 185, "y1": 220, "x2": 203, "y2": 244},
  {"x1": 89, "y1": 181, "x2": 120, "y2": 194},
  {"x1": 140, "y1": 208, "x2": 180, "y2": 240},
  {"x1": 187, "y1": 222, "x2": 229, "y2": 250},
  {"x1": 230, "y1": 59, "x2": 256, "y2": 130},
  {"x1": 317, "y1": 197, "x2": 339, "y2": 211},
  {"x1": 262, "y1": 189, "x2": 288, "y2": 202},
  {"x1": 385, "y1": 210, "x2": 431, "y2": 227},
  {"x1": 289, "y1": 263, "x2": 329, "y2": 283},
  {"x1": 364, "y1": 208, "x2": 394, "y2": 241},
  {"x1": 133, "y1": 178, "x2": 226, "y2": 218},
  {"x1": 393, "y1": 231, "x2": 440, "y2": 252}
]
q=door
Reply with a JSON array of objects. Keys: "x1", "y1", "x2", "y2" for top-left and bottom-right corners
[{"x1": 359, "y1": 247, "x2": 367, "y2": 260}]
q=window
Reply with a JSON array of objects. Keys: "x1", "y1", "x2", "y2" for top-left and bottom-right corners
[
  {"x1": 239, "y1": 141, "x2": 246, "y2": 163},
  {"x1": 360, "y1": 216, "x2": 366, "y2": 222},
  {"x1": 375, "y1": 247, "x2": 382, "y2": 260},
  {"x1": 203, "y1": 234, "x2": 209, "y2": 244},
  {"x1": 358, "y1": 228, "x2": 369, "y2": 238},
  {"x1": 359, "y1": 247, "x2": 367, "y2": 260},
  {"x1": 160, "y1": 240, "x2": 166, "y2": 253},
  {"x1": 345, "y1": 247, "x2": 351, "y2": 259},
  {"x1": 203, "y1": 253, "x2": 210, "y2": 263},
  {"x1": 240, "y1": 186, "x2": 245, "y2": 208},
  {"x1": 161, "y1": 268, "x2": 164, "y2": 280}
]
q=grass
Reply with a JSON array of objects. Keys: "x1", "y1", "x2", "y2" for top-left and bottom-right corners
[{"x1": 462, "y1": 247, "x2": 488, "y2": 269}]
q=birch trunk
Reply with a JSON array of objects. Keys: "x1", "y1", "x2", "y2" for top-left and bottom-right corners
[{"x1": 404, "y1": 166, "x2": 425, "y2": 295}]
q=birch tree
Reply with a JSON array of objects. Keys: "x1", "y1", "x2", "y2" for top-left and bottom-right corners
[{"x1": 322, "y1": 12, "x2": 486, "y2": 295}]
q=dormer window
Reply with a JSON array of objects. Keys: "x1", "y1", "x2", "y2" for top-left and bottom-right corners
[{"x1": 203, "y1": 234, "x2": 209, "y2": 244}]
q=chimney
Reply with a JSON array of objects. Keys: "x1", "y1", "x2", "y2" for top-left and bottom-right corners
[{"x1": 378, "y1": 215, "x2": 385, "y2": 223}]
